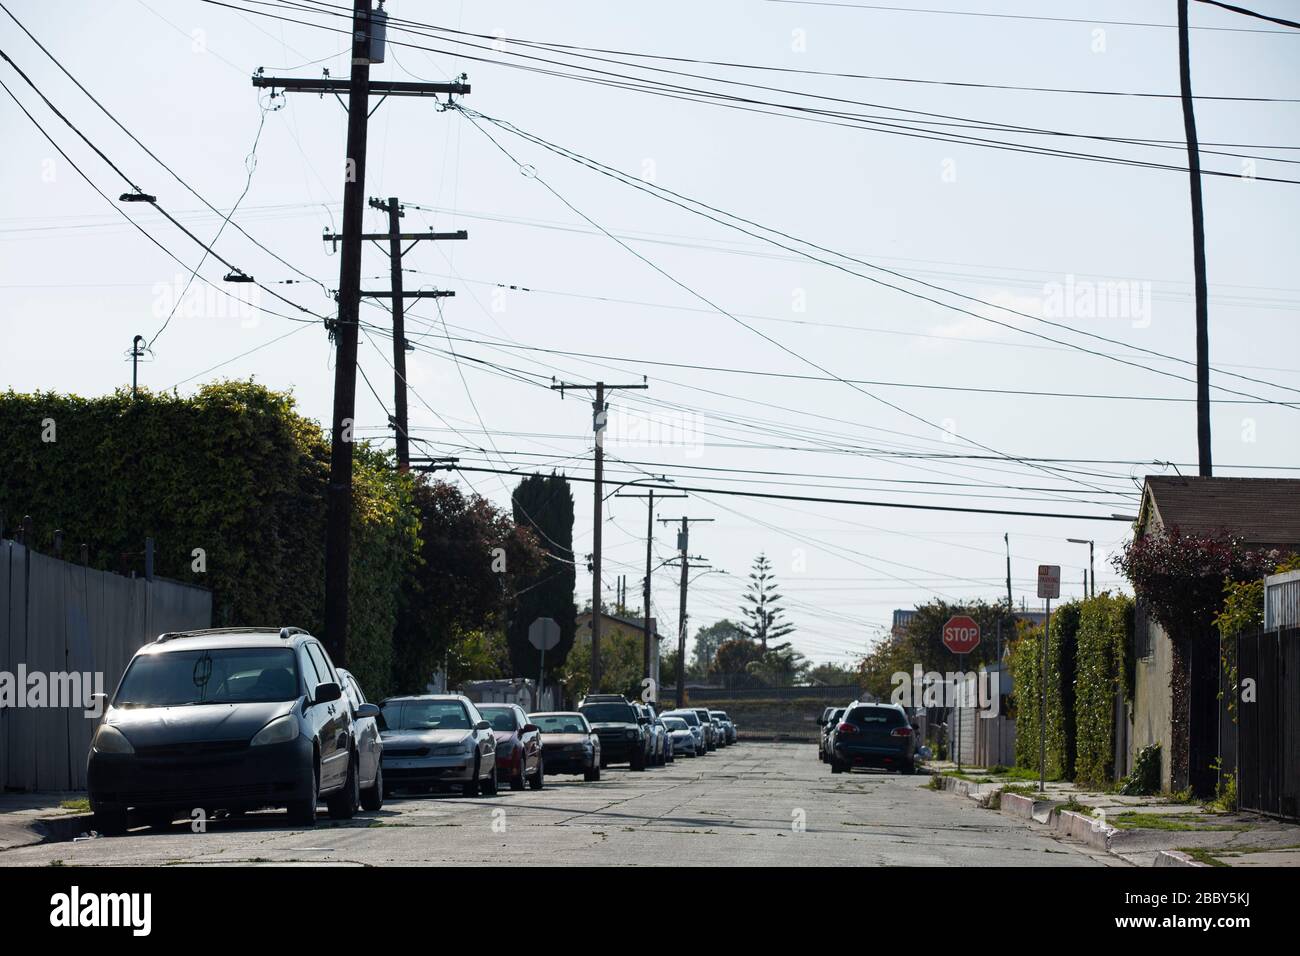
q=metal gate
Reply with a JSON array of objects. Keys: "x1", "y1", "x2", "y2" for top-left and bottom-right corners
[{"x1": 1237, "y1": 626, "x2": 1300, "y2": 821}]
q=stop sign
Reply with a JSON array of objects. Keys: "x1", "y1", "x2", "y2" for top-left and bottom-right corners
[{"x1": 943, "y1": 615, "x2": 981, "y2": 655}]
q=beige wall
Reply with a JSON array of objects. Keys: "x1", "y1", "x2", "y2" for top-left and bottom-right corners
[{"x1": 1130, "y1": 621, "x2": 1174, "y2": 791}]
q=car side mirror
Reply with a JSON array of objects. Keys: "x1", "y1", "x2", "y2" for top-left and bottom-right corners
[
  {"x1": 523, "y1": 723, "x2": 539, "y2": 734},
  {"x1": 311, "y1": 681, "x2": 342, "y2": 706},
  {"x1": 356, "y1": 703, "x2": 381, "y2": 719},
  {"x1": 475, "y1": 719, "x2": 491, "y2": 731}
]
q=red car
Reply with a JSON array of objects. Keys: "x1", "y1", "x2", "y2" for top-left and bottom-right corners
[{"x1": 479, "y1": 703, "x2": 544, "y2": 791}]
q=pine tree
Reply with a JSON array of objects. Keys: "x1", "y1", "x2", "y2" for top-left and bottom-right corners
[
  {"x1": 738, "y1": 553, "x2": 795, "y2": 650},
  {"x1": 506, "y1": 473, "x2": 578, "y2": 679}
]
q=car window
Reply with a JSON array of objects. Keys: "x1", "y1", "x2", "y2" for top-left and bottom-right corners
[
  {"x1": 579, "y1": 702, "x2": 637, "y2": 723},
  {"x1": 479, "y1": 706, "x2": 519, "y2": 732},
  {"x1": 342, "y1": 676, "x2": 362, "y2": 710},
  {"x1": 115, "y1": 647, "x2": 301, "y2": 707},
  {"x1": 532, "y1": 713, "x2": 589, "y2": 734},
  {"x1": 663, "y1": 717, "x2": 688, "y2": 731},
  {"x1": 846, "y1": 706, "x2": 906, "y2": 728},
  {"x1": 382, "y1": 699, "x2": 472, "y2": 731},
  {"x1": 305, "y1": 643, "x2": 336, "y2": 686}
]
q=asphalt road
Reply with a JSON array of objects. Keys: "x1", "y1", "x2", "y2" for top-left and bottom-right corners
[{"x1": 1, "y1": 742, "x2": 1118, "y2": 866}]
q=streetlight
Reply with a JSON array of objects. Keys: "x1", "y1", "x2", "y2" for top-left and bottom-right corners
[{"x1": 1066, "y1": 538, "x2": 1094, "y2": 598}]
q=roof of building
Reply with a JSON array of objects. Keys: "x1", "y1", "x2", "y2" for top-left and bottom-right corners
[
  {"x1": 1140, "y1": 476, "x2": 1300, "y2": 549},
  {"x1": 576, "y1": 609, "x2": 664, "y2": 640}
]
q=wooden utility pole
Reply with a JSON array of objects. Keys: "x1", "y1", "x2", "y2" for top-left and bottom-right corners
[
  {"x1": 551, "y1": 379, "x2": 647, "y2": 691},
  {"x1": 660, "y1": 516, "x2": 713, "y2": 706},
  {"x1": 1178, "y1": 0, "x2": 1212, "y2": 476},
  {"x1": 326, "y1": 196, "x2": 466, "y2": 471},
  {"x1": 252, "y1": 6, "x2": 469, "y2": 664},
  {"x1": 617, "y1": 486, "x2": 686, "y2": 694}
]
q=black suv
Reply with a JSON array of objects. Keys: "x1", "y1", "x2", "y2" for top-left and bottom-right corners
[
  {"x1": 87, "y1": 626, "x2": 378, "y2": 833},
  {"x1": 578, "y1": 695, "x2": 647, "y2": 771}
]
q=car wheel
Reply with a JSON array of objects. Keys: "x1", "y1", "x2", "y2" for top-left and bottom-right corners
[
  {"x1": 510, "y1": 757, "x2": 527, "y2": 791},
  {"x1": 94, "y1": 805, "x2": 128, "y2": 836},
  {"x1": 584, "y1": 762, "x2": 600, "y2": 782},
  {"x1": 287, "y1": 762, "x2": 318, "y2": 827},
  {"x1": 902, "y1": 759, "x2": 916, "y2": 775},
  {"x1": 327, "y1": 755, "x2": 360, "y2": 820},
  {"x1": 529, "y1": 757, "x2": 544, "y2": 791},
  {"x1": 830, "y1": 757, "x2": 844, "y2": 774},
  {"x1": 463, "y1": 757, "x2": 481, "y2": 797},
  {"x1": 361, "y1": 764, "x2": 384, "y2": 812},
  {"x1": 480, "y1": 761, "x2": 498, "y2": 797}
]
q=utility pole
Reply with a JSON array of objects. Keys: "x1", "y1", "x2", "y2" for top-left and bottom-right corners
[
  {"x1": 1177, "y1": 0, "x2": 1212, "y2": 476},
  {"x1": 660, "y1": 516, "x2": 714, "y2": 706},
  {"x1": 617, "y1": 486, "x2": 686, "y2": 693},
  {"x1": 551, "y1": 379, "x2": 647, "y2": 692},
  {"x1": 325, "y1": 196, "x2": 466, "y2": 471},
  {"x1": 253, "y1": 6, "x2": 469, "y2": 665},
  {"x1": 130, "y1": 334, "x2": 145, "y2": 398}
]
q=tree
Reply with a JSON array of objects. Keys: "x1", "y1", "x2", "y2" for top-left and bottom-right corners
[
  {"x1": 746, "y1": 642, "x2": 809, "y2": 687},
  {"x1": 807, "y1": 662, "x2": 858, "y2": 686},
  {"x1": 692, "y1": 618, "x2": 744, "y2": 674},
  {"x1": 737, "y1": 553, "x2": 795, "y2": 650},
  {"x1": 710, "y1": 637, "x2": 764, "y2": 687},
  {"x1": 506, "y1": 473, "x2": 578, "y2": 679},
  {"x1": 561, "y1": 630, "x2": 644, "y2": 702},
  {"x1": 393, "y1": 477, "x2": 545, "y2": 693}
]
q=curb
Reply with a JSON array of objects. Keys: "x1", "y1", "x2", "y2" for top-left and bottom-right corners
[
  {"x1": 1053, "y1": 807, "x2": 1119, "y2": 852},
  {"x1": 1154, "y1": 849, "x2": 1209, "y2": 868}
]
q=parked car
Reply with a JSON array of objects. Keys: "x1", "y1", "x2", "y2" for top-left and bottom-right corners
[
  {"x1": 637, "y1": 703, "x2": 666, "y2": 766},
  {"x1": 661, "y1": 709, "x2": 707, "y2": 755},
  {"x1": 693, "y1": 708, "x2": 719, "y2": 750},
  {"x1": 816, "y1": 707, "x2": 835, "y2": 760},
  {"x1": 337, "y1": 668, "x2": 384, "y2": 811},
  {"x1": 578, "y1": 696, "x2": 647, "y2": 770},
  {"x1": 379, "y1": 695, "x2": 498, "y2": 796},
  {"x1": 479, "y1": 703, "x2": 544, "y2": 791},
  {"x1": 661, "y1": 716, "x2": 697, "y2": 757},
  {"x1": 710, "y1": 710, "x2": 737, "y2": 744},
  {"x1": 819, "y1": 707, "x2": 846, "y2": 762},
  {"x1": 87, "y1": 626, "x2": 374, "y2": 834},
  {"x1": 529, "y1": 711, "x2": 601, "y2": 781},
  {"x1": 654, "y1": 717, "x2": 676, "y2": 763},
  {"x1": 828, "y1": 702, "x2": 917, "y2": 774}
]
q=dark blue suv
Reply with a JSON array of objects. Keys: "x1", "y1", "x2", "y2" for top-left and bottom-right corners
[
  {"x1": 88, "y1": 626, "x2": 380, "y2": 833},
  {"x1": 828, "y1": 702, "x2": 917, "y2": 774}
]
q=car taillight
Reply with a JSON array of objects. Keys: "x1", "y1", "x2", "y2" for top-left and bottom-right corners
[
  {"x1": 836, "y1": 722, "x2": 857, "y2": 735},
  {"x1": 891, "y1": 726, "x2": 913, "y2": 737}
]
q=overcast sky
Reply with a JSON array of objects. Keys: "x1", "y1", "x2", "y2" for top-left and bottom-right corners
[{"x1": 3, "y1": 0, "x2": 1298, "y2": 666}]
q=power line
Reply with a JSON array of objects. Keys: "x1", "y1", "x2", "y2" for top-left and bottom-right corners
[
  {"x1": 464, "y1": 110, "x2": 1300, "y2": 407},
  {"x1": 1194, "y1": 0, "x2": 1300, "y2": 31}
]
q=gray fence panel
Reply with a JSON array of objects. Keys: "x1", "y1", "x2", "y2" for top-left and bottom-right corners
[{"x1": 1, "y1": 541, "x2": 212, "y2": 792}]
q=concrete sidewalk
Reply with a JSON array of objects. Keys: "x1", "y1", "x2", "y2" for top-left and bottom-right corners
[
  {"x1": 927, "y1": 763, "x2": 1300, "y2": 867},
  {"x1": 0, "y1": 793, "x2": 96, "y2": 851}
]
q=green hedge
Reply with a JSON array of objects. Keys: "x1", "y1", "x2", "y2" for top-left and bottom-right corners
[
  {"x1": 1011, "y1": 620, "x2": 1066, "y2": 779},
  {"x1": 1073, "y1": 594, "x2": 1133, "y2": 787},
  {"x1": 0, "y1": 383, "x2": 415, "y2": 697}
]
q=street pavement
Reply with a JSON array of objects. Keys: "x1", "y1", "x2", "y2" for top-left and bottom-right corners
[{"x1": 0, "y1": 742, "x2": 1120, "y2": 866}]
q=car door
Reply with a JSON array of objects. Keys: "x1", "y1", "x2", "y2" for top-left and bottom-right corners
[
  {"x1": 515, "y1": 705, "x2": 540, "y2": 775},
  {"x1": 305, "y1": 642, "x2": 350, "y2": 789},
  {"x1": 345, "y1": 675, "x2": 379, "y2": 787},
  {"x1": 465, "y1": 701, "x2": 494, "y2": 775}
]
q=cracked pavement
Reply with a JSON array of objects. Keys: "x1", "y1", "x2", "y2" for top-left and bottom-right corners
[{"x1": 0, "y1": 742, "x2": 1121, "y2": 866}]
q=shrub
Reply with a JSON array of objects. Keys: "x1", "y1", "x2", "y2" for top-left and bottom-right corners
[{"x1": 1074, "y1": 593, "x2": 1133, "y2": 787}]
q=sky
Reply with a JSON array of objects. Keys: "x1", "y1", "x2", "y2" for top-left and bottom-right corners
[{"x1": 2, "y1": 0, "x2": 1298, "y2": 668}]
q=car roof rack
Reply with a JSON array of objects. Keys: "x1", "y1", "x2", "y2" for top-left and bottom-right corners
[{"x1": 154, "y1": 625, "x2": 310, "y2": 644}]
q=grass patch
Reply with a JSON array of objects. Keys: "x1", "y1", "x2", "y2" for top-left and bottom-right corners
[
  {"x1": 59, "y1": 798, "x2": 90, "y2": 812},
  {"x1": 1056, "y1": 796, "x2": 1095, "y2": 816},
  {"x1": 1176, "y1": 847, "x2": 1230, "y2": 867},
  {"x1": 995, "y1": 766, "x2": 1051, "y2": 783},
  {"x1": 1109, "y1": 811, "x2": 1250, "y2": 832},
  {"x1": 927, "y1": 775, "x2": 945, "y2": 791}
]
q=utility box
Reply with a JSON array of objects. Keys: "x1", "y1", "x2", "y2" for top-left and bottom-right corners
[{"x1": 363, "y1": 6, "x2": 387, "y2": 64}]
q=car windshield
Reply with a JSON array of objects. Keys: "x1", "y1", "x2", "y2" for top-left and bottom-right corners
[
  {"x1": 532, "y1": 714, "x2": 588, "y2": 734},
  {"x1": 662, "y1": 717, "x2": 688, "y2": 731},
  {"x1": 580, "y1": 703, "x2": 636, "y2": 723},
  {"x1": 382, "y1": 700, "x2": 471, "y2": 731},
  {"x1": 666, "y1": 711, "x2": 699, "y2": 726},
  {"x1": 479, "y1": 707, "x2": 519, "y2": 732},
  {"x1": 114, "y1": 647, "x2": 299, "y2": 707}
]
